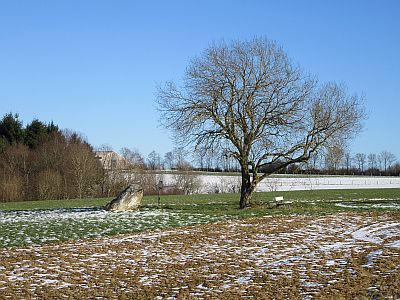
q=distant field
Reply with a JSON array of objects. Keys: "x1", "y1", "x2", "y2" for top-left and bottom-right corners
[{"x1": 191, "y1": 174, "x2": 400, "y2": 193}]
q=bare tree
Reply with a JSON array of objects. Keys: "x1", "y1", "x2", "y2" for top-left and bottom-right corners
[
  {"x1": 68, "y1": 142, "x2": 101, "y2": 199},
  {"x1": 0, "y1": 145, "x2": 29, "y2": 201},
  {"x1": 0, "y1": 144, "x2": 34, "y2": 199},
  {"x1": 120, "y1": 147, "x2": 145, "y2": 170},
  {"x1": 307, "y1": 150, "x2": 322, "y2": 173},
  {"x1": 344, "y1": 151, "x2": 352, "y2": 174},
  {"x1": 393, "y1": 163, "x2": 400, "y2": 176},
  {"x1": 37, "y1": 169, "x2": 63, "y2": 200},
  {"x1": 0, "y1": 123, "x2": 107, "y2": 201},
  {"x1": 380, "y1": 150, "x2": 397, "y2": 175},
  {"x1": 147, "y1": 150, "x2": 162, "y2": 170},
  {"x1": 193, "y1": 144, "x2": 219, "y2": 171},
  {"x1": 157, "y1": 38, "x2": 365, "y2": 208},
  {"x1": 164, "y1": 151, "x2": 175, "y2": 170},
  {"x1": 324, "y1": 142, "x2": 345, "y2": 174},
  {"x1": 173, "y1": 147, "x2": 189, "y2": 170},
  {"x1": 120, "y1": 147, "x2": 146, "y2": 185},
  {"x1": 173, "y1": 171, "x2": 202, "y2": 195},
  {"x1": 367, "y1": 153, "x2": 377, "y2": 175},
  {"x1": 355, "y1": 153, "x2": 367, "y2": 174}
]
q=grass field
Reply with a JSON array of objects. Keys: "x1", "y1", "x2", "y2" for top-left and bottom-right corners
[
  {"x1": 0, "y1": 188, "x2": 399, "y2": 299},
  {"x1": 1, "y1": 189, "x2": 399, "y2": 249}
]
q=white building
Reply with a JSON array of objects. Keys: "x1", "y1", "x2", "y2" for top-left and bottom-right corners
[{"x1": 95, "y1": 151, "x2": 127, "y2": 170}]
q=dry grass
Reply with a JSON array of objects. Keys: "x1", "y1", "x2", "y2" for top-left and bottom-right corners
[{"x1": 0, "y1": 212, "x2": 399, "y2": 299}]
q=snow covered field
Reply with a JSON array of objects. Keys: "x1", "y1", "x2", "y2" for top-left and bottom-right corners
[
  {"x1": 1, "y1": 176, "x2": 398, "y2": 297},
  {"x1": 1, "y1": 213, "x2": 399, "y2": 298},
  {"x1": 161, "y1": 174, "x2": 400, "y2": 194},
  {"x1": 0, "y1": 208, "x2": 227, "y2": 248},
  {"x1": 194, "y1": 175, "x2": 400, "y2": 193}
]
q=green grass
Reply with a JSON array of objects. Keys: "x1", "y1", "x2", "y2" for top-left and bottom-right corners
[
  {"x1": 1, "y1": 188, "x2": 399, "y2": 215},
  {"x1": 0, "y1": 197, "x2": 111, "y2": 211},
  {"x1": 151, "y1": 188, "x2": 400, "y2": 217},
  {"x1": 0, "y1": 188, "x2": 399, "y2": 248}
]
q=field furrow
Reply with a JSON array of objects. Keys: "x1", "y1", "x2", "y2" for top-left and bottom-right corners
[{"x1": 1, "y1": 212, "x2": 399, "y2": 299}]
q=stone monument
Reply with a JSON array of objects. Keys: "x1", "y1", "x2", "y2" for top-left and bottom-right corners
[{"x1": 104, "y1": 183, "x2": 143, "y2": 212}]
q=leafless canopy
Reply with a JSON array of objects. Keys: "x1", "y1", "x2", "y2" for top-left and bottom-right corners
[{"x1": 157, "y1": 38, "x2": 365, "y2": 208}]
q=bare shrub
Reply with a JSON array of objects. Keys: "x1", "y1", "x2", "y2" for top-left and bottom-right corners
[
  {"x1": 136, "y1": 172, "x2": 158, "y2": 196},
  {"x1": 37, "y1": 169, "x2": 63, "y2": 200},
  {"x1": 0, "y1": 175, "x2": 23, "y2": 202},
  {"x1": 172, "y1": 172, "x2": 202, "y2": 195},
  {"x1": 212, "y1": 176, "x2": 241, "y2": 194}
]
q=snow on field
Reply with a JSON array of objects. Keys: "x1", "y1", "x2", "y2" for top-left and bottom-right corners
[
  {"x1": 352, "y1": 222, "x2": 400, "y2": 244},
  {"x1": 0, "y1": 208, "x2": 227, "y2": 248},
  {"x1": 335, "y1": 202, "x2": 400, "y2": 209},
  {"x1": 162, "y1": 174, "x2": 400, "y2": 194},
  {"x1": 0, "y1": 213, "x2": 399, "y2": 298},
  {"x1": 254, "y1": 175, "x2": 400, "y2": 192}
]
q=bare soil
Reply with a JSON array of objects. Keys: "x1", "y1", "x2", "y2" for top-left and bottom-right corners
[{"x1": 0, "y1": 212, "x2": 399, "y2": 299}]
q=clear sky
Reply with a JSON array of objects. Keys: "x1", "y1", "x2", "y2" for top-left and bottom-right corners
[{"x1": 0, "y1": 0, "x2": 399, "y2": 159}]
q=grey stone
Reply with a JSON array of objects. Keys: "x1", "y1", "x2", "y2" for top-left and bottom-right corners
[{"x1": 104, "y1": 183, "x2": 143, "y2": 212}]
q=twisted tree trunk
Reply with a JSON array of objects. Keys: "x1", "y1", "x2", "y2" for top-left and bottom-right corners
[{"x1": 239, "y1": 169, "x2": 252, "y2": 209}]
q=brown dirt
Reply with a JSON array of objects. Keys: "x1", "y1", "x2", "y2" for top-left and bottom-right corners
[{"x1": 0, "y1": 212, "x2": 399, "y2": 299}]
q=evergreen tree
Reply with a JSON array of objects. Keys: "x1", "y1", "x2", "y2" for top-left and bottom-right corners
[
  {"x1": 0, "y1": 137, "x2": 7, "y2": 154},
  {"x1": 46, "y1": 121, "x2": 59, "y2": 134},
  {"x1": 0, "y1": 113, "x2": 24, "y2": 145},
  {"x1": 25, "y1": 119, "x2": 48, "y2": 149}
]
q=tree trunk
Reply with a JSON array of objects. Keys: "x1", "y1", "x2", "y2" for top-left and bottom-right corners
[
  {"x1": 240, "y1": 189, "x2": 252, "y2": 209},
  {"x1": 239, "y1": 170, "x2": 252, "y2": 209}
]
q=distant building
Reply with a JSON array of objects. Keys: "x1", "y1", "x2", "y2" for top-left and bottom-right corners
[{"x1": 95, "y1": 151, "x2": 126, "y2": 170}]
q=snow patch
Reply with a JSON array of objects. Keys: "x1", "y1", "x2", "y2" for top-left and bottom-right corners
[
  {"x1": 336, "y1": 203, "x2": 400, "y2": 209},
  {"x1": 388, "y1": 240, "x2": 400, "y2": 248},
  {"x1": 363, "y1": 249, "x2": 383, "y2": 267},
  {"x1": 352, "y1": 222, "x2": 400, "y2": 244},
  {"x1": 236, "y1": 276, "x2": 252, "y2": 284}
]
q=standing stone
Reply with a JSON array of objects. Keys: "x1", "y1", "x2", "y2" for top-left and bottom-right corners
[{"x1": 105, "y1": 183, "x2": 143, "y2": 212}]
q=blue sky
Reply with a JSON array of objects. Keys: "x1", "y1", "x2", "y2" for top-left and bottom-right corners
[{"x1": 0, "y1": 0, "x2": 399, "y2": 159}]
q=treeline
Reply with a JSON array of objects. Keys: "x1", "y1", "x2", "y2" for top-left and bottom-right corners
[
  {"x1": 0, "y1": 113, "x2": 102, "y2": 202},
  {"x1": 2, "y1": 113, "x2": 398, "y2": 202},
  {"x1": 305, "y1": 147, "x2": 400, "y2": 176},
  {"x1": 260, "y1": 150, "x2": 400, "y2": 176},
  {"x1": 129, "y1": 146, "x2": 400, "y2": 176},
  {"x1": 97, "y1": 146, "x2": 203, "y2": 197},
  {"x1": 114, "y1": 146, "x2": 240, "y2": 173},
  {"x1": 0, "y1": 114, "x2": 200, "y2": 202}
]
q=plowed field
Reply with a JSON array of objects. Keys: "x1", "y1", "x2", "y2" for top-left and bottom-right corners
[{"x1": 1, "y1": 212, "x2": 399, "y2": 299}]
